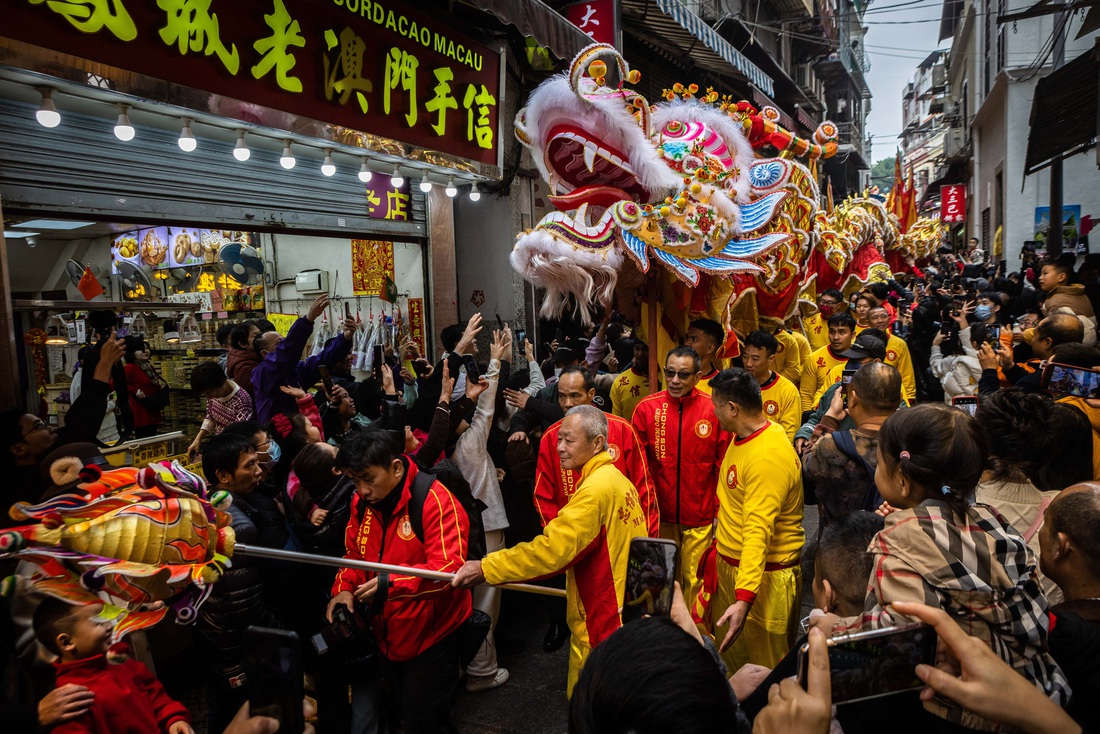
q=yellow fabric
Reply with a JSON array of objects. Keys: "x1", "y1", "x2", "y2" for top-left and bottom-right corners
[
  {"x1": 803, "y1": 313, "x2": 829, "y2": 351},
  {"x1": 710, "y1": 561, "x2": 802, "y2": 671},
  {"x1": 1057, "y1": 396, "x2": 1100, "y2": 480},
  {"x1": 788, "y1": 329, "x2": 812, "y2": 385},
  {"x1": 659, "y1": 522, "x2": 713, "y2": 611},
  {"x1": 716, "y1": 422, "x2": 804, "y2": 599},
  {"x1": 566, "y1": 635, "x2": 592, "y2": 697},
  {"x1": 772, "y1": 330, "x2": 804, "y2": 385},
  {"x1": 760, "y1": 373, "x2": 801, "y2": 441},
  {"x1": 854, "y1": 323, "x2": 867, "y2": 335},
  {"x1": 799, "y1": 345, "x2": 847, "y2": 412},
  {"x1": 696, "y1": 369, "x2": 720, "y2": 396},
  {"x1": 884, "y1": 334, "x2": 917, "y2": 402},
  {"x1": 482, "y1": 452, "x2": 646, "y2": 693},
  {"x1": 610, "y1": 369, "x2": 650, "y2": 420}
]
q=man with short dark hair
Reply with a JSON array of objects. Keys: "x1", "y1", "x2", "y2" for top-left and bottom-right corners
[
  {"x1": 328, "y1": 427, "x2": 472, "y2": 733},
  {"x1": 632, "y1": 346, "x2": 729, "y2": 604},
  {"x1": 684, "y1": 318, "x2": 726, "y2": 394},
  {"x1": 740, "y1": 331, "x2": 800, "y2": 440},
  {"x1": 452, "y1": 405, "x2": 647, "y2": 696},
  {"x1": 799, "y1": 312, "x2": 856, "y2": 413},
  {"x1": 707, "y1": 369, "x2": 804, "y2": 672},
  {"x1": 803, "y1": 362, "x2": 902, "y2": 529},
  {"x1": 803, "y1": 289, "x2": 845, "y2": 351},
  {"x1": 1040, "y1": 482, "x2": 1100, "y2": 730}
]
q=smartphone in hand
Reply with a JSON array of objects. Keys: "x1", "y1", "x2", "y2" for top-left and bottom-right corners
[
  {"x1": 463, "y1": 354, "x2": 480, "y2": 381},
  {"x1": 1041, "y1": 362, "x2": 1100, "y2": 398},
  {"x1": 621, "y1": 537, "x2": 678, "y2": 624},
  {"x1": 246, "y1": 626, "x2": 304, "y2": 734},
  {"x1": 952, "y1": 395, "x2": 979, "y2": 416}
]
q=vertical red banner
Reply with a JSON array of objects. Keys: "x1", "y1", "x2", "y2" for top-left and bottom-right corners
[
  {"x1": 564, "y1": 1, "x2": 619, "y2": 47},
  {"x1": 941, "y1": 185, "x2": 967, "y2": 223},
  {"x1": 407, "y1": 297, "x2": 426, "y2": 356}
]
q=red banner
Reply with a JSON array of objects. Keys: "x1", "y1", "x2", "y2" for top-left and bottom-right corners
[
  {"x1": 351, "y1": 240, "x2": 395, "y2": 296},
  {"x1": 407, "y1": 297, "x2": 425, "y2": 356},
  {"x1": 564, "y1": 1, "x2": 618, "y2": 47},
  {"x1": 941, "y1": 185, "x2": 966, "y2": 223},
  {"x1": 3, "y1": 0, "x2": 501, "y2": 166}
]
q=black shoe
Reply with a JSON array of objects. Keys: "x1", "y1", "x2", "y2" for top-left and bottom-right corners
[{"x1": 543, "y1": 622, "x2": 569, "y2": 652}]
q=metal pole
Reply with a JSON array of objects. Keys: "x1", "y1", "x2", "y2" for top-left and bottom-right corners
[
  {"x1": 1048, "y1": 4, "x2": 1067, "y2": 258},
  {"x1": 234, "y1": 543, "x2": 567, "y2": 598}
]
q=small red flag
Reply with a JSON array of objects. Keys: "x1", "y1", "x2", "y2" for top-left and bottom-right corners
[{"x1": 76, "y1": 267, "x2": 104, "y2": 301}]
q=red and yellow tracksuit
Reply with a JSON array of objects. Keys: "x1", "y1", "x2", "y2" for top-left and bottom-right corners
[
  {"x1": 759, "y1": 372, "x2": 801, "y2": 441},
  {"x1": 707, "y1": 421, "x2": 804, "y2": 671},
  {"x1": 534, "y1": 414, "x2": 660, "y2": 537},
  {"x1": 803, "y1": 312, "x2": 830, "y2": 351},
  {"x1": 332, "y1": 460, "x2": 472, "y2": 662},
  {"x1": 483, "y1": 452, "x2": 646, "y2": 695},
  {"x1": 610, "y1": 367, "x2": 650, "y2": 420},
  {"x1": 799, "y1": 345, "x2": 848, "y2": 412},
  {"x1": 631, "y1": 387, "x2": 730, "y2": 604}
]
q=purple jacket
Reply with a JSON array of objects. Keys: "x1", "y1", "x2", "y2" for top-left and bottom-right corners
[{"x1": 252, "y1": 317, "x2": 352, "y2": 423}]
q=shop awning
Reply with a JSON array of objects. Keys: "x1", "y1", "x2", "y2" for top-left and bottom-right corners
[
  {"x1": 468, "y1": 0, "x2": 595, "y2": 61},
  {"x1": 622, "y1": 0, "x2": 774, "y2": 97},
  {"x1": 1024, "y1": 42, "x2": 1099, "y2": 176}
]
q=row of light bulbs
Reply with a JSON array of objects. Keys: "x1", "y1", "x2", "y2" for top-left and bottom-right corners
[{"x1": 34, "y1": 88, "x2": 482, "y2": 201}]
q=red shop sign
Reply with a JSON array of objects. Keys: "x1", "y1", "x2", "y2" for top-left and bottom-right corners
[
  {"x1": 564, "y1": 1, "x2": 619, "y2": 48},
  {"x1": 941, "y1": 185, "x2": 967, "y2": 223},
  {"x1": 3, "y1": 0, "x2": 502, "y2": 166}
]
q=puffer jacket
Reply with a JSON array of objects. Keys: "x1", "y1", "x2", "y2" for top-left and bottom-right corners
[
  {"x1": 631, "y1": 388, "x2": 730, "y2": 527},
  {"x1": 226, "y1": 347, "x2": 261, "y2": 400},
  {"x1": 929, "y1": 344, "x2": 982, "y2": 402}
]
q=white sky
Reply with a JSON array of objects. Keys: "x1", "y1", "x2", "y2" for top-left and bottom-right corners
[{"x1": 862, "y1": 0, "x2": 952, "y2": 164}]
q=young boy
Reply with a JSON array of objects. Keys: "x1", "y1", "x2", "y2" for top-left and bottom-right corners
[
  {"x1": 187, "y1": 361, "x2": 254, "y2": 460},
  {"x1": 34, "y1": 598, "x2": 193, "y2": 734}
]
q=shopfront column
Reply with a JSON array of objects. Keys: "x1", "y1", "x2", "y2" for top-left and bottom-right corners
[
  {"x1": 428, "y1": 188, "x2": 458, "y2": 354},
  {"x1": 0, "y1": 193, "x2": 18, "y2": 410}
]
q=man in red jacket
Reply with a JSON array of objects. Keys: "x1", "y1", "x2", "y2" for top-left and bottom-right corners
[
  {"x1": 327, "y1": 427, "x2": 472, "y2": 734},
  {"x1": 632, "y1": 346, "x2": 729, "y2": 606}
]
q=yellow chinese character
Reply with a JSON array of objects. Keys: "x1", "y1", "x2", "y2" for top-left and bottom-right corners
[
  {"x1": 463, "y1": 84, "x2": 496, "y2": 149},
  {"x1": 30, "y1": 0, "x2": 137, "y2": 41},
  {"x1": 384, "y1": 48, "x2": 418, "y2": 127},
  {"x1": 323, "y1": 26, "x2": 373, "y2": 112},
  {"x1": 157, "y1": 0, "x2": 240, "y2": 75},
  {"x1": 386, "y1": 191, "x2": 410, "y2": 221},
  {"x1": 365, "y1": 188, "x2": 381, "y2": 215},
  {"x1": 424, "y1": 67, "x2": 457, "y2": 137},
  {"x1": 252, "y1": 0, "x2": 305, "y2": 93}
]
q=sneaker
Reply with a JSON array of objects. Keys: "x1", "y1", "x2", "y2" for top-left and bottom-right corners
[{"x1": 465, "y1": 667, "x2": 510, "y2": 693}]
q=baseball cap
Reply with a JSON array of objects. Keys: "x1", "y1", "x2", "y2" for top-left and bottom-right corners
[{"x1": 839, "y1": 330, "x2": 887, "y2": 361}]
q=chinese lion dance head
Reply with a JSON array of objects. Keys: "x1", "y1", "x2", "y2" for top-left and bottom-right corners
[{"x1": 511, "y1": 43, "x2": 839, "y2": 331}]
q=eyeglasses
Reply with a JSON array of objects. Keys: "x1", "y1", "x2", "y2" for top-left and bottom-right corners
[
  {"x1": 20, "y1": 419, "x2": 48, "y2": 439},
  {"x1": 819, "y1": 299, "x2": 839, "y2": 306},
  {"x1": 663, "y1": 368, "x2": 695, "y2": 380}
]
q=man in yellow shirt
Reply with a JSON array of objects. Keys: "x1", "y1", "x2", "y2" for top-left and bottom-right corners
[
  {"x1": 799, "y1": 312, "x2": 856, "y2": 413},
  {"x1": 610, "y1": 340, "x2": 650, "y2": 420},
  {"x1": 802, "y1": 289, "x2": 845, "y2": 351},
  {"x1": 765, "y1": 318, "x2": 806, "y2": 386},
  {"x1": 708, "y1": 368, "x2": 804, "y2": 672},
  {"x1": 452, "y1": 405, "x2": 646, "y2": 695},
  {"x1": 740, "y1": 331, "x2": 801, "y2": 441},
  {"x1": 866, "y1": 305, "x2": 917, "y2": 403},
  {"x1": 811, "y1": 329, "x2": 891, "y2": 409},
  {"x1": 685, "y1": 318, "x2": 725, "y2": 394}
]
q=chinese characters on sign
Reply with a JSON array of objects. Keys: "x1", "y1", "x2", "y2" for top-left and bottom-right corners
[
  {"x1": 407, "y1": 297, "x2": 425, "y2": 355},
  {"x1": 351, "y1": 240, "x2": 396, "y2": 296},
  {"x1": 9, "y1": 0, "x2": 501, "y2": 166},
  {"x1": 361, "y1": 177, "x2": 411, "y2": 221},
  {"x1": 564, "y1": 0, "x2": 618, "y2": 47},
  {"x1": 941, "y1": 185, "x2": 966, "y2": 223}
]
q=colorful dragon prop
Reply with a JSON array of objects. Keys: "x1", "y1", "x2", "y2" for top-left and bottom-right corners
[
  {"x1": 1, "y1": 461, "x2": 234, "y2": 642},
  {"x1": 510, "y1": 43, "x2": 838, "y2": 344}
]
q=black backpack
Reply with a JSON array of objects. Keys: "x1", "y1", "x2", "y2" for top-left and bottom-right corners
[
  {"x1": 831, "y1": 430, "x2": 884, "y2": 512},
  {"x1": 409, "y1": 459, "x2": 488, "y2": 561}
]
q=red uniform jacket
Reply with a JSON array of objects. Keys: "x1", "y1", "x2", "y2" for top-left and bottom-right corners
[
  {"x1": 52, "y1": 654, "x2": 190, "y2": 734},
  {"x1": 333, "y1": 459, "x2": 472, "y2": 662},
  {"x1": 123, "y1": 363, "x2": 163, "y2": 429},
  {"x1": 632, "y1": 388, "x2": 730, "y2": 527},
  {"x1": 533, "y1": 414, "x2": 659, "y2": 536}
]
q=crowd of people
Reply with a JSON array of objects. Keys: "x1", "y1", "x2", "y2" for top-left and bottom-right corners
[{"x1": 3, "y1": 249, "x2": 1100, "y2": 734}]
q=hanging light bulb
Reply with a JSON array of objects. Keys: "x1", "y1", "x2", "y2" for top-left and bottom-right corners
[
  {"x1": 233, "y1": 130, "x2": 250, "y2": 161},
  {"x1": 469, "y1": 186, "x2": 481, "y2": 202},
  {"x1": 358, "y1": 158, "x2": 373, "y2": 183},
  {"x1": 445, "y1": 178, "x2": 458, "y2": 198},
  {"x1": 178, "y1": 117, "x2": 197, "y2": 152},
  {"x1": 418, "y1": 172, "x2": 432, "y2": 192},
  {"x1": 45, "y1": 314, "x2": 70, "y2": 345},
  {"x1": 163, "y1": 319, "x2": 180, "y2": 345},
  {"x1": 321, "y1": 149, "x2": 336, "y2": 177},
  {"x1": 390, "y1": 166, "x2": 404, "y2": 188},
  {"x1": 36, "y1": 88, "x2": 60, "y2": 128},
  {"x1": 113, "y1": 104, "x2": 135, "y2": 141},
  {"x1": 130, "y1": 312, "x2": 148, "y2": 337},
  {"x1": 280, "y1": 140, "x2": 296, "y2": 169}
]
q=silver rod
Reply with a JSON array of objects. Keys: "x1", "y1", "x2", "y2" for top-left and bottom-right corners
[{"x1": 234, "y1": 543, "x2": 566, "y2": 598}]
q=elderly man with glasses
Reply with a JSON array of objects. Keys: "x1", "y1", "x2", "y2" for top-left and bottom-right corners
[{"x1": 631, "y1": 346, "x2": 731, "y2": 604}]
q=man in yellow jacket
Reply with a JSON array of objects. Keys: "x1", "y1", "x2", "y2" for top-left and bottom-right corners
[
  {"x1": 452, "y1": 405, "x2": 646, "y2": 695},
  {"x1": 708, "y1": 368, "x2": 804, "y2": 673},
  {"x1": 800, "y1": 312, "x2": 857, "y2": 412}
]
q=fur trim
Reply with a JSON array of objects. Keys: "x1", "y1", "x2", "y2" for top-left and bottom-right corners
[
  {"x1": 510, "y1": 230, "x2": 623, "y2": 325},
  {"x1": 49, "y1": 456, "x2": 84, "y2": 486}
]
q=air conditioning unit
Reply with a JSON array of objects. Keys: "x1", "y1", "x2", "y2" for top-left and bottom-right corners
[{"x1": 295, "y1": 269, "x2": 330, "y2": 294}]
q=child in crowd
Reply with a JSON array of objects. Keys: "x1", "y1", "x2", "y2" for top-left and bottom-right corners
[
  {"x1": 187, "y1": 361, "x2": 254, "y2": 460},
  {"x1": 33, "y1": 598, "x2": 192, "y2": 734},
  {"x1": 821, "y1": 404, "x2": 1069, "y2": 730},
  {"x1": 267, "y1": 385, "x2": 325, "y2": 491}
]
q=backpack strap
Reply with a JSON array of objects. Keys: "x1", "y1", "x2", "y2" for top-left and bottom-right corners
[
  {"x1": 407, "y1": 468, "x2": 435, "y2": 545},
  {"x1": 1023, "y1": 494, "x2": 1054, "y2": 543},
  {"x1": 831, "y1": 429, "x2": 883, "y2": 512}
]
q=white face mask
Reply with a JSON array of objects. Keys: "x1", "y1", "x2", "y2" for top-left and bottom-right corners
[{"x1": 553, "y1": 367, "x2": 563, "y2": 379}]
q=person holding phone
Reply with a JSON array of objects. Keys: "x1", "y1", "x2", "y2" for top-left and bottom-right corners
[{"x1": 452, "y1": 405, "x2": 647, "y2": 696}]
